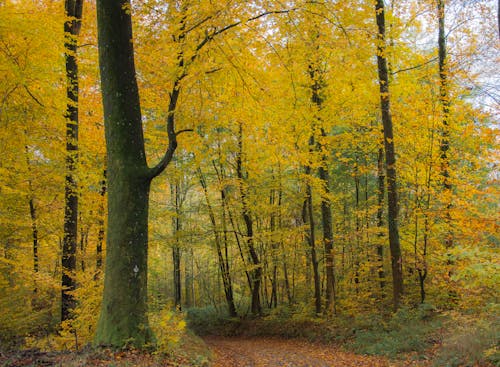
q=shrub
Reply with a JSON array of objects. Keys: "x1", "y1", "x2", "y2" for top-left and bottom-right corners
[
  {"x1": 149, "y1": 306, "x2": 186, "y2": 353},
  {"x1": 186, "y1": 306, "x2": 237, "y2": 336},
  {"x1": 349, "y1": 304, "x2": 441, "y2": 358},
  {"x1": 433, "y1": 313, "x2": 499, "y2": 367}
]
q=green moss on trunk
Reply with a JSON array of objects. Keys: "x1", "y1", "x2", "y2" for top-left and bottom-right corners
[{"x1": 95, "y1": 174, "x2": 154, "y2": 347}]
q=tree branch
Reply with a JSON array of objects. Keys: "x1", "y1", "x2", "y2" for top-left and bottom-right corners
[
  {"x1": 176, "y1": 128, "x2": 194, "y2": 136},
  {"x1": 391, "y1": 57, "x2": 438, "y2": 75},
  {"x1": 24, "y1": 85, "x2": 44, "y2": 107},
  {"x1": 149, "y1": 8, "x2": 296, "y2": 179},
  {"x1": 193, "y1": 9, "x2": 297, "y2": 60}
]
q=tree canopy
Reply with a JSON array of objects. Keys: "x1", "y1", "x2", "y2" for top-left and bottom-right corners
[{"x1": 0, "y1": 0, "x2": 498, "y2": 359}]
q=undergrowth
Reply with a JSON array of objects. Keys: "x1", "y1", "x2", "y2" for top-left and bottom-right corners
[
  {"x1": 433, "y1": 310, "x2": 499, "y2": 367},
  {"x1": 348, "y1": 303, "x2": 441, "y2": 358}
]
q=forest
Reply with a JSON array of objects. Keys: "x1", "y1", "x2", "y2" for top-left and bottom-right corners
[{"x1": 0, "y1": 0, "x2": 498, "y2": 366}]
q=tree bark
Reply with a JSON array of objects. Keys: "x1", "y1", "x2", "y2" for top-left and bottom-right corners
[
  {"x1": 62, "y1": 0, "x2": 83, "y2": 323},
  {"x1": 198, "y1": 168, "x2": 237, "y2": 317},
  {"x1": 171, "y1": 182, "x2": 182, "y2": 311},
  {"x1": 95, "y1": 0, "x2": 159, "y2": 347},
  {"x1": 310, "y1": 62, "x2": 335, "y2": 314},
  {"x1": 184, "y1": 247, "x2": 194, "y2": 308},
  {"x1": 376, "y1": 146, "x2": 386, "y2": 292},
  {"x1": 319, "y1": 136, "x2": 335, "y2": 314},
  {"x1": 438, "y1": 0, "x2": 453, "y2": 249},
  {"x1": 96, "y1": 171, "x2": 106, "y2": 272},
  {"x1": 237, "y1": 123, "x2": 261, "y2": 315},
  {"x1": 302, "y1": 165, "x2": 321, "y2": 315},
  {"x1": 29, "y1": 196, "x2": 38, "y2": 274},
  {"x1": 172, "y1": 245, "x2": 181, "y2": 310},
  {"x1": 374, "y1": 0, "x2": 404, "y2": 310}
]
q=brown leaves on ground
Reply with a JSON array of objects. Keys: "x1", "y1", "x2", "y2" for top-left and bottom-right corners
[
  {"x1": 205, "y1": 336, "x2": 432, "y2": 367},
  {"x1": 0, "y1": 348, "x2": 186, "y2": 367},
  {"x1": 0, "y1": 337, "x2": 437, "y2": 367}
]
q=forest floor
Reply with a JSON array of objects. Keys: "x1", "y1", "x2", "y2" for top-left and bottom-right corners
[
  {"x1": 0, "y1": 337, "x2": 433, "y2": 367},
  {"x1": 204, "y1": 336, "x2": 431, "y2": 367}
]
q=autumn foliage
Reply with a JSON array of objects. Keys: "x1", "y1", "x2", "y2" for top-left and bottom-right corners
[{"x1": 0, "y1": 0, "x2": 498, "y2": 365}]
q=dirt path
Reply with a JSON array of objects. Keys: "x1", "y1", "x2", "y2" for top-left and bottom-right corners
[{"x1": 204, "y1": 336, "x2": 426, "y2": 367}]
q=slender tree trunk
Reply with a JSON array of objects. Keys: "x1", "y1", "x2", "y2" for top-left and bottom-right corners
[
  {"x1": 172, "y1": 246, "x2": 181, "y2": 310},
  {"x1": 269, "y1": 190, "x2": 278, "y2": 308},
  {"x1": 171, "y1": 182, "x2": 182, "y2": 310},
  {"x1": 307, "y1": 23, "x2": 335, "y2": 312},
  {"x1": 419, "y1": 214, "x2": 429, "y2": 303},
  {"x1": 79, "y1": 225, "x2": 89, "y2": 272},
  {"x1": 220, "y1": 190, "x2": 237, "y2": 317},
  {"x1": 62, "y1": 0, "x2": 83, "y2": 322},
  {"x1": 24, "y1": 145, "x2": 39, "y2": 276},
  {"x1": 184, "y1": 247, "x2": 193, "y2": 308},
  {"x1": 354, "y1": 165, "x2": 361, "y2": 291},
  {"x1": 283, "y1": 261, "x2": 292, "y2": 304},
  {"x1": 237, "y1": 123, "x2": 261, "y2": 315},
  {"x1": 302, "y1": 166, "x2": 321, "y2": 314},
  {"x1": 418, "y1": 133, "x2": 434, "y2": 304},
  {"x1": 311, "y1": 78, "x2": 335, "y2": 314},
  {"x1": 29, "y1": 196, "x2": 39, "y2": 274},
  {"x1": 319, "y1": 154, "x2": 335, "y2": 314},
  {"x1": 96, "y1": 171, "x2": 106, "y2": 272},
  {"x1": 198, "y1": 169, "x2": 237, "y2": 317},
  {"x1": 374, "y1": 0, "x2": 404, "y2": 310},
  {"x1": 438, "y1": 0, "x2": 453, "y2": 249},
  {"x1": 376, "y1": 147, "x2": 386, "y2": 292}
]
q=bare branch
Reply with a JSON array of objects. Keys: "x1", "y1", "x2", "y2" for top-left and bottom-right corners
[
  {"x1": 24, "y1": 85, "x2": 44, "y2": 107},
  {"x1": 391, "y1": 57, "x2": 438, "y2": 75},
  {"x1": 194, "y1": 8, "x2": 298, "y2": 57},
  {"x1": 176, "y1": 128, "x2": 194, "y2": 136}
]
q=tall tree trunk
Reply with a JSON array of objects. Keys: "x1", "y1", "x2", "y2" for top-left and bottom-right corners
[
  {"x1": 171, "y1": 182, "x2": 182, "y2": 310},
  {"x1": 354, "y1": 164, "x2": 361, "y2": 292},
  {"x1": 319, "y1": 139, "x2": 335, "y2": 314},
  {"x1": 24, "y1": 145, "x2": 39, "y2": 276},
  {"x1": 172, "y1": 246, "x2": 181, "y2": 310},
  {"x1": 79, "y1": 224, "x2": 89, "y2": 272},
  {"x1": 198, "y1": 168, "x2": 237, "y2": 317},
  {"x1": 184, "y1": 247, "x2": 194, "y2": 308},
  {"x1": 302, "y1": 164, "x2": 321, "y2": 314},
  {"x1": 269, "y1": 188, "x2": 278, "y2": 309},
  {"x1": 374, "y1": 0, "x2": 404, "y2": 310},
  {"x1": 29, "y1": 196, "x2": 38, "y2": 274},
  {"x1": 418, "y1": 130, "x2": 434, "y2": 304},
  {"x1": 438, "y1": 0, "x2": 453, "y2": 249},
  {"x1": 96, "y1": 171, "x2": 106, "y2": 272},
  {"x1": 309, "y1": 61, "x2": 335, "y2": 314},
  {"x1": 376, "y1": 146, "x2": 386, "y2": 292},
  {"x1": 237, "y1": 123, "x2": 261, "y2": 315},
  {"x1": 95, "y1": 0, "x2": 182, "y2": 346},
  {"x1": 62, "y1": 0, "x2": 83, "y2": 322}
]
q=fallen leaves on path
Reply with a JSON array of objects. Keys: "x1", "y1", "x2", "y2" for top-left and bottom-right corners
[{"x1": 204, "y1": 336, "x2": 430, "y2": 367}]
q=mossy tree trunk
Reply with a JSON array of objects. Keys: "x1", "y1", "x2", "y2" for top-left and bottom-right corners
[{"x1": 95, "y1": 0, "x2": 181, "y2": 348}]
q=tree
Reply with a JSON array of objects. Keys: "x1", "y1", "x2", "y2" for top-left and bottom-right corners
[
  {"x1": 237, "y1": 122, "x2": 262, "y2": 315},
  {"x1": 61, "y1": 0, "x2": 83, "y2": 322},
  {"x1": 94, "y1": 0, "x2": 181, "y2": 347},
  {"x1": 374, "y1": 0, "x2": 404, "y2": 310},
  {"x1": 437, "y1": 0, "x2": 454, "y2": 252}
]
